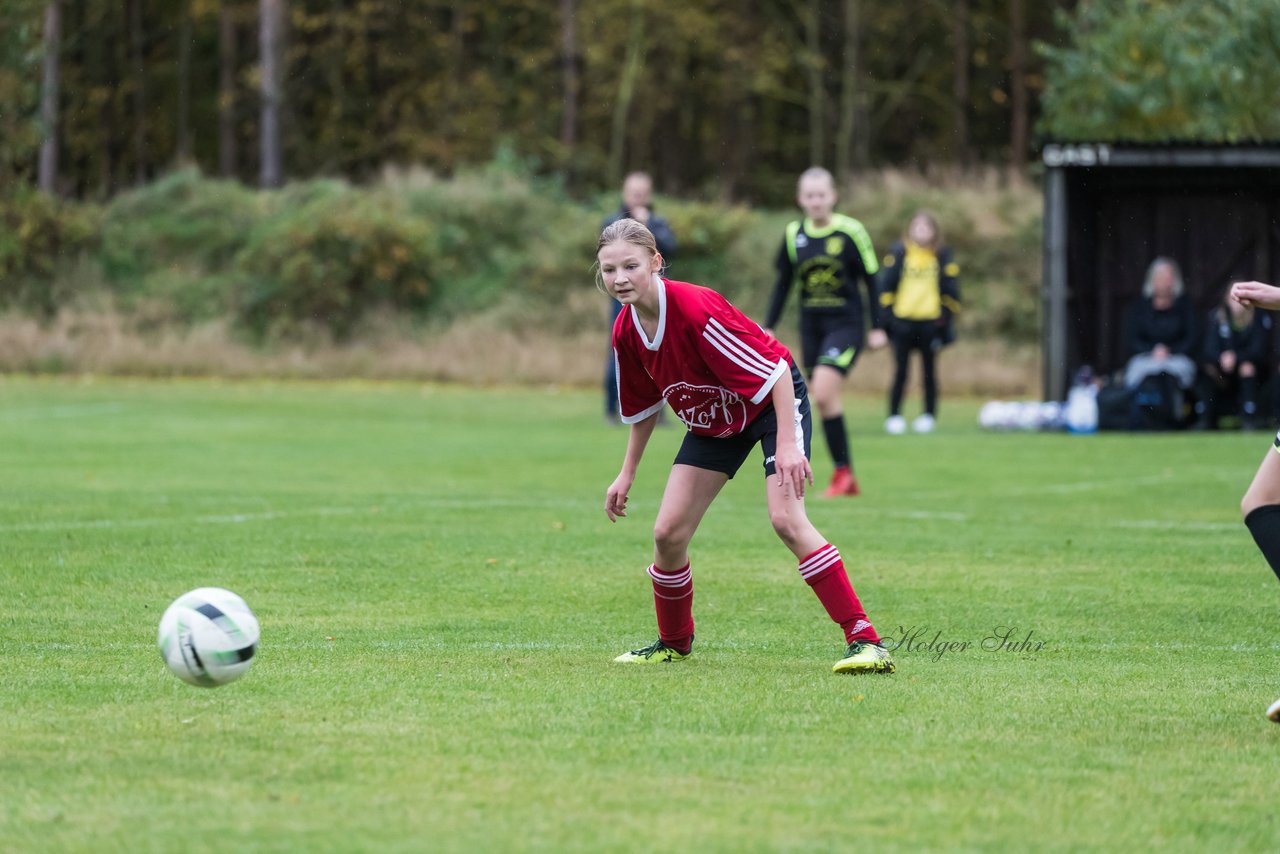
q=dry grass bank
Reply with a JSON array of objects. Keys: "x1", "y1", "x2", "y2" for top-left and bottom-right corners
[{"x1": 0, "y1": 307, "x2": 1041, "y2": 397}]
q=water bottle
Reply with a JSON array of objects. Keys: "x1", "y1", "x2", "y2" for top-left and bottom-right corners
[{"x1": 1064, "y1": 367, "x2": 1099, "y2": 434}]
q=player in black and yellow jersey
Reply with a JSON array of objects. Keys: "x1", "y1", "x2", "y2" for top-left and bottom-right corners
[
  {"x1": 764, "y1": 167, "x2": 884, "y2": 498},
  {"x1": 876, "y1": 210, "x2": 961, "y2": 435}
]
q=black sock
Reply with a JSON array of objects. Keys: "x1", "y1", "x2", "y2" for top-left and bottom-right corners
[
  {"x1": 822, "y1": 415, "x2": 851, "y2": 470},
  {"x1": 1244, "y1": 505, "x2": 1280, "y2": 584}
]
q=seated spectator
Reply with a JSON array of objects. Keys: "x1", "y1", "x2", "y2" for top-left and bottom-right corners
[
  {"x1": 1123, "y1": 257, "x2": 1197, "y2": 391},
  {"x1": 1194, "y1": 284, "x2": 1272, "y2": 430}
]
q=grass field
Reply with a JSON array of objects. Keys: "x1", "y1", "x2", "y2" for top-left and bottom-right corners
[{"x1": 2, "y1": 376, "x2": 1278, "y2": 852}]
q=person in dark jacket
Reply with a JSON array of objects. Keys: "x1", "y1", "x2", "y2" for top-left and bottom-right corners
[
  {"x1": 1193, "y1": 285, "x2": 1272, "y2": 429},
  {"x1": 1123, "y1": 257, "x2": 1197, "y2": 390},
  {"x1": 602, "y1": 172, "x2": 678, "y2": 424}
]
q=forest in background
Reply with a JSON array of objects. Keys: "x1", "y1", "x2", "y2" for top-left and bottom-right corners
[
  {"x1": 7, "y1": 0, "x2": 1068, "y2": 202},
  {"x1": 3, "y1": 1, "x2": 1279, "y2": 391}
]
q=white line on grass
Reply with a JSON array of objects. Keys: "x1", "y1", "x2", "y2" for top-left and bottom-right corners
[
  {"x1": 1110, "y1": 519, "x2": 1241, "y2": 532},
  {"x1": 0, "y1": 403, "x2": 125, "y2": 421},
  {"x1": 0, "y1": 497, "x2": 591, "y2": 533},
  {"x1": 0, "y1": 507, "x2": 364, "y2": 533}
]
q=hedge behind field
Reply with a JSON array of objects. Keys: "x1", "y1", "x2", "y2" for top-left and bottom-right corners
[{"x1": 0, "y1": 167, "x2": 1042, "y2": 346}]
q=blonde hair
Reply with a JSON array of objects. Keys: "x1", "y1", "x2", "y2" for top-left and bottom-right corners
[
  {"x1": 797, "y1": 166, "x2": 835, "y2": 192},
  {"x1": 1142, "y1": 257, "x2": 1183, "y2": 299},
  {"x1": 595, "y1": 218, "x2": 663, "y2": 293}
]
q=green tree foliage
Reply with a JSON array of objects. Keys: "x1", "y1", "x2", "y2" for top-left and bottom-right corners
[
  {"x1": 3, "y1": 0, "x2": 1066, "y2": 204},
  {"x1": 1040, "y1": 0, "x2": 1280, "y2": 142},
  {"x1": 0, "y1": 0, "x2": 44, "y2": 189}
]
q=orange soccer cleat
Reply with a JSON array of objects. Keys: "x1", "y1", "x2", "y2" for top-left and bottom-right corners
[{"x1": 824, "y1": 465, "x2": 860, "y2": 497}]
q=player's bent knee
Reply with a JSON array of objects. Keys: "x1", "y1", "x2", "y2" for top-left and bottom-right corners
[
  {"x1": 768, "y1": 507, "x2": 804, "y2": 546},
  {"x1": 652, "y1": 519, "x2": 692, "y2": 556},
  {"x1": 1242, "y1": 487, "x2": 1279, "y2": 519}
]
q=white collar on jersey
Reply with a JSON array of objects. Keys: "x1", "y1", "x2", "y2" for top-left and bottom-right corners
[{"x1": 628, "y1": 275, "x2": 666, "y2": 351}]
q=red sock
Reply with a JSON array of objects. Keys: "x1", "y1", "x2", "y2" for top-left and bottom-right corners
[
  {"x1": 798, "y1": 544, "x2": 879, "y2": 645},
  {"x1": 648, "y1": 563, "x2": 694, "y2": 653}
]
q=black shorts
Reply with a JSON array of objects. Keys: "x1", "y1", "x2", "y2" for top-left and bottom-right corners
[
  {"x1": 672, "y1": 365, "x2": 813, "y2": 479},
  {"x1": 891, "y1": 318, "x2": 942, "y2": 354},
  {"x1": 799, "y1": 314, "x2": 864, "y2": 376}
]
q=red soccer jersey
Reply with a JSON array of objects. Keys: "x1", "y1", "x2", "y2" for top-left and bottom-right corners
[{"x1": 612, "y1": 278, "x2": 794, "y2": 437}]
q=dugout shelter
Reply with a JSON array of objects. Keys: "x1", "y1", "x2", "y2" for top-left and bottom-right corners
[{"x1": 1041, "y1": 142, "x2": 1280, "y2": 401}]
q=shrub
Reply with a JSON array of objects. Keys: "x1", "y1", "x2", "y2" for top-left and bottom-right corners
[
  {"x1": 100, "y1": 168, "x2": 262, "y2": 294},
  {"x1": 0, "y1": 188, "x2": 100, "y2": 314},
  {"x1": 232, "y1": 185, "x2": 436, "y2": 339}
]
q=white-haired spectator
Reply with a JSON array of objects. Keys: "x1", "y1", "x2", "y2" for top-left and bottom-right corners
[{"x1": 1123, "y1": 257, "x2": 1198, "y2": 390}]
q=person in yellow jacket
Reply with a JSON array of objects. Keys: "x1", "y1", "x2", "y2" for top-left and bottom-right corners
[{"x1": 876, "y1": 211, "x2": 961, "y2": 434}]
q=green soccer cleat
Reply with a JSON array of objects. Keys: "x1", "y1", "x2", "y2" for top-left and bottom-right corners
[
  {"x1": 613, "y1": 638, "x2": 692, "y2": 664},
  {"x1": 832, "y1": 640, "x2": 895, "y2": 674}
]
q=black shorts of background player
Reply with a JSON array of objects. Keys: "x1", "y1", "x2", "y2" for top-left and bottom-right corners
[
  {"x1": 1230, "y1": 279, "x2": 1280, "y2": 723},
  {"x1": 876, "y1": 210, "x2": 961, "y2": 435},
  {"x1": 763, "y1": 167, "x2": 885, "y2": 498}
]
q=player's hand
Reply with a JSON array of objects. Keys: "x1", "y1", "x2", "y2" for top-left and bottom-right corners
[
  {"x1": 1232, "y1": 280, "x2": 1280, "y2": 310},
  {"x1": 773, "y1": 442, "x2": 813, "y2": 500},
  {"x1": 867, "y1": 328, "x2": 888, "y2": 350},
  {"x1": 1221, "y1": 350, "x2": 1237, "y2": 373},
  {"x1": 605, "y1": 473, "x2": 634, "y2": 522}
]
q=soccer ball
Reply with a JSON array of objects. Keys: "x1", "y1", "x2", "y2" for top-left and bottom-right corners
[{"x1": 158, "y1": 587, "x2": 260, "y2": 687}]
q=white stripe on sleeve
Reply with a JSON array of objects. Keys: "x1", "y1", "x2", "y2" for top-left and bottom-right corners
[
  {"x1": 749, "y1": 359, "x2": 789, "y2": 405},
  {"x1": 704, "y1": 318, "x2": 778, "y2": 377}
]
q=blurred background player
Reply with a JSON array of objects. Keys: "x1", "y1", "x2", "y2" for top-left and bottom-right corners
[
  {"x1": 763, "y1": 167, "x2": 885, "y2": 496},
  {"x1": 602, "y1": 172, "x2": 677, "y2": 425},
  {"x1": 599, "y1": 218, "x2": 893, "y2": 675},
  {"x1": 1193, "y1": 283, "x2": 1271, "y2": 430},
  {"x1": 1229, "y1": 279, "x2": 1280, "y2": 723},
  {"x1": 876, "y1": 210, "x2": 961, "y2": 434}
]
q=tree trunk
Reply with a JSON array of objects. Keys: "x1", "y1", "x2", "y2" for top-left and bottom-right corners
[
  {"x1": 82, "y1": 2, "x2": 118, "y2": 196},
  {"x1": 952, "y1": 0, "x2": 971, "y2": 168},
  {"x1": 130, "y1": 0, "x2": 147, "y2": 185},
  {"x1": 219, "y1": 1, "x2": 238, "y2": 177},
  {"x1": 559, "y1": 0, "x2": 579, "y2": 180},
  {"x1": 177, "y1": 0, "x2": 193, "y2": 164},
  {"x1": 1008, "y1": 0, "x2": 1028, "y2": 179},
  {"x1": 37, "y1": 0, "x2": 62, "y2": 194},
  {"x1": 805, "y1": 0, "x2": 823, "y2": 166},
  {"x1": 607, "y1": 0, "x2": 645, "y2": 186},
  {"x1": 836, "y1": 0, "x2": 858, "y2": 184},
  {"x1": 260, "y1": 0, "x2": 283, "y2": 188}
]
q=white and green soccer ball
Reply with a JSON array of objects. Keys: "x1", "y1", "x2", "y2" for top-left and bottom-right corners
[{"x1": 158, "y1": 587, "x2": 259, "y2": 687}]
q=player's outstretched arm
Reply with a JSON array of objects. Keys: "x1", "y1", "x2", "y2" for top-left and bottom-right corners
[
  {"x1": 1232, "y1": 281, "x2": 1280, "y2": 311},
  {"x1": 769, "y1": 375, "x2": 813, "y2": 499},
  {"x1": 605, "y1": 411, "x2": 660, "y2": 522}
]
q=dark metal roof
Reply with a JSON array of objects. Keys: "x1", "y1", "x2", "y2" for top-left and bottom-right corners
[{"x1": 1041, "y1": 141, "x2": 1280, "y2": 168}]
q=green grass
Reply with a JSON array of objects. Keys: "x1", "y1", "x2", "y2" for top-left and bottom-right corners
[{"x1": 1, "y1": 376, "x2": 1278, "y2": 852}]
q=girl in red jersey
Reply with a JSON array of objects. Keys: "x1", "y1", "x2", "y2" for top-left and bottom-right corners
[
  {"x1": 1231, "y1": 279, "x2": 1280, "y2": 723},
  {"x1": 599, "y1": 218, "x2": 893, "y2": 674}
]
